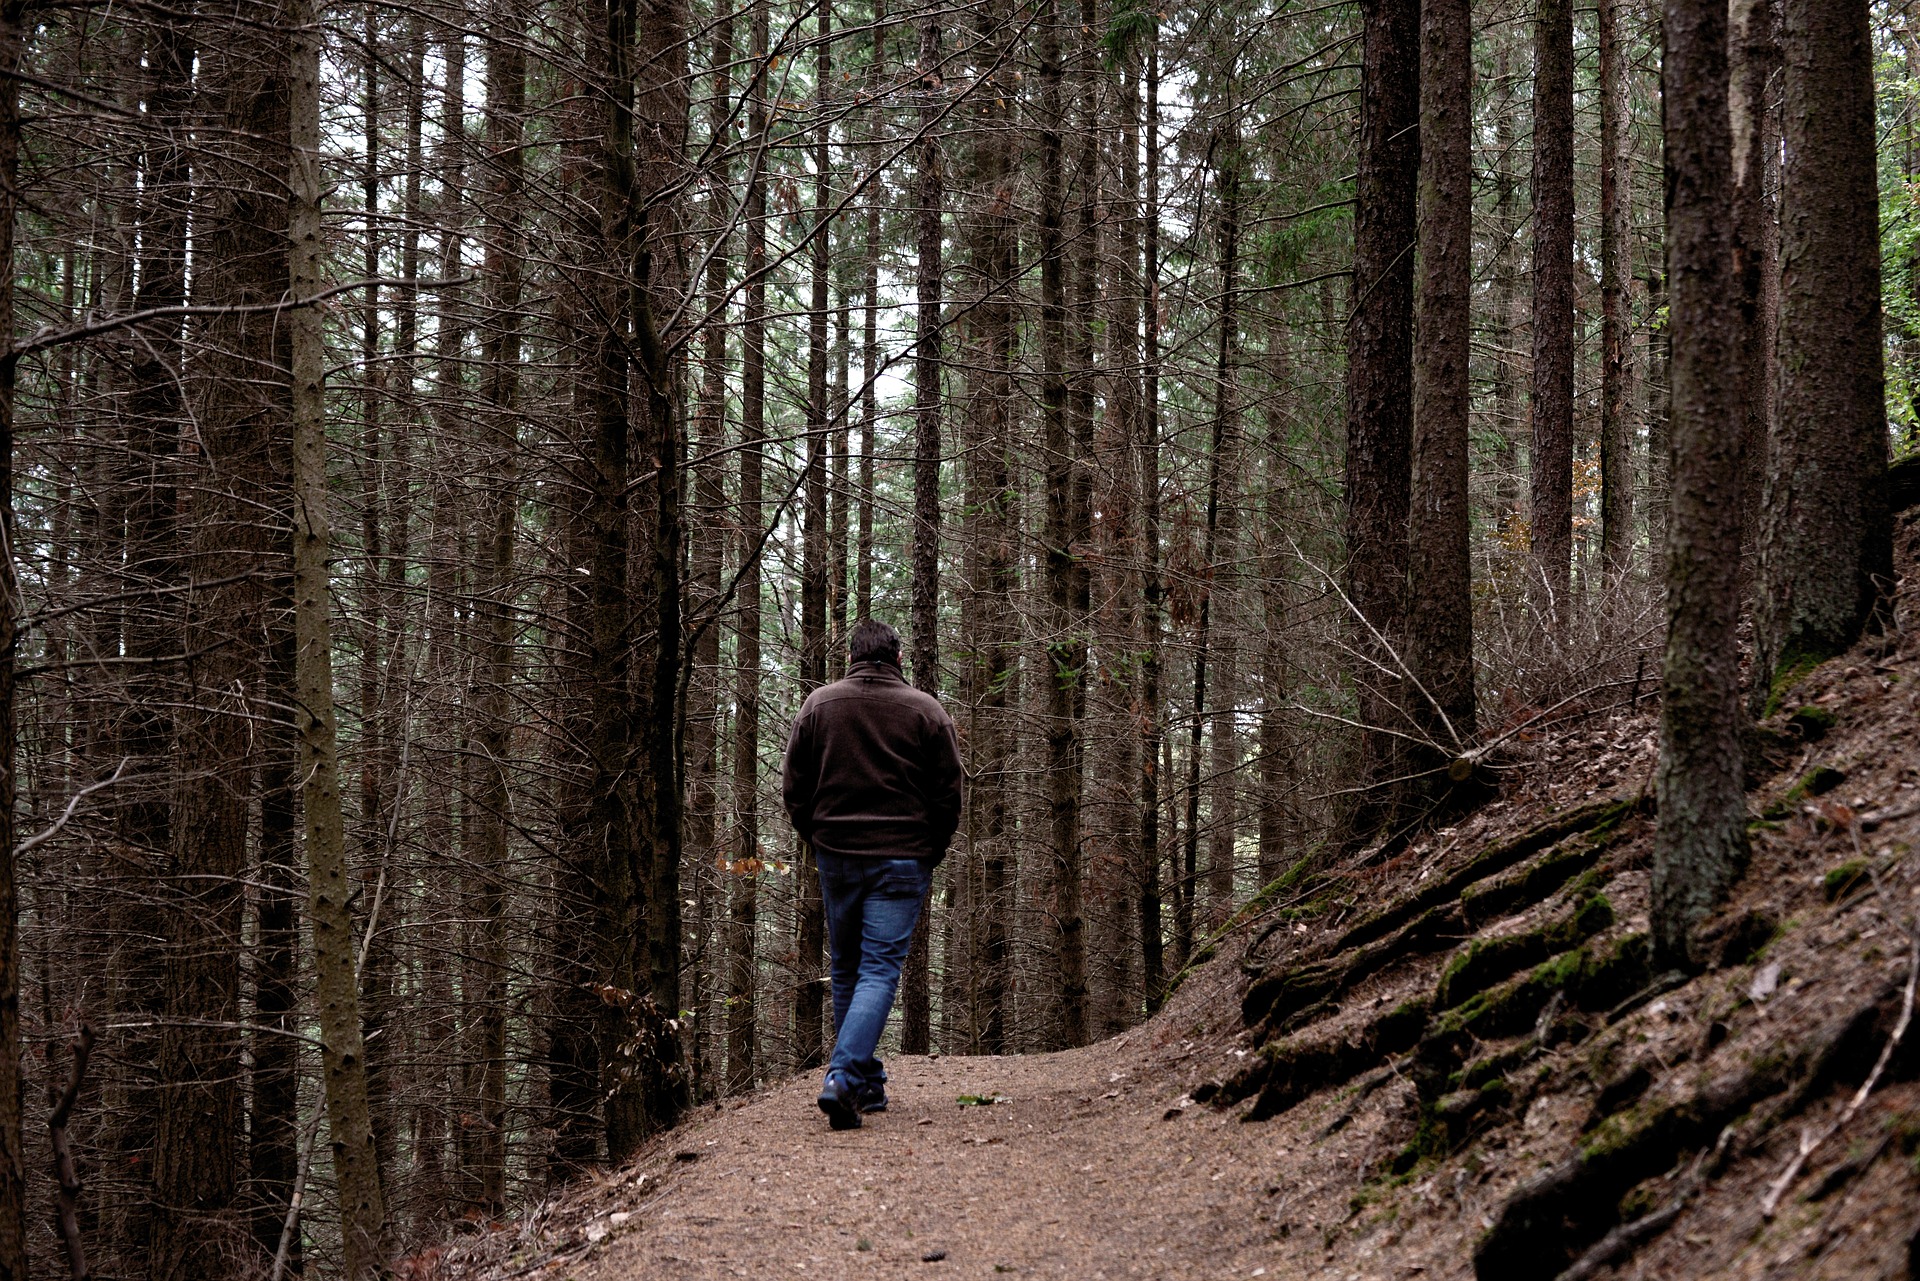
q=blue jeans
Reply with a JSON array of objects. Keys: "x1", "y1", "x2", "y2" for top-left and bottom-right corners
[{"x1": 816, "y1": 852, "x2": 932, "y2": 1089}]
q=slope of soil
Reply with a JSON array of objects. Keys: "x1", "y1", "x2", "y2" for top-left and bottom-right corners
[{"x1": 433, "y1": 506, "x2": 1920, "y2": 1281}]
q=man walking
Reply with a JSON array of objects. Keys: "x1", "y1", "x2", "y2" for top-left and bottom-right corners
[{"x1": 782, "y1": 620, "x2": 964, "y2": 1130}]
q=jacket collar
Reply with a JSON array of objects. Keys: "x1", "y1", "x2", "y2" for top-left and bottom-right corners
[{"x1": 848, "y1": 658, "x2": 904, "y2": 681}]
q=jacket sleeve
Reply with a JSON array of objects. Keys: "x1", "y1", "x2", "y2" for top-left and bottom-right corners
[
  {"x1": 925, "y1": 710, "x2": 965, "y2": 854},
  {"x1": 781, "y1": 706, "x2": 816, "y2": 843}
]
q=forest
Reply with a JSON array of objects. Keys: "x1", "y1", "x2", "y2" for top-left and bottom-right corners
[{"x1": 0, "y1": 0, "x2": 1906, "y2": 1274}]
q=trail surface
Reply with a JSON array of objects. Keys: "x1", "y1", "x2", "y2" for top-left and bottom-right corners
[{"x1": 545, "y1": 1037, "x2": 1317, "y2": 1280}]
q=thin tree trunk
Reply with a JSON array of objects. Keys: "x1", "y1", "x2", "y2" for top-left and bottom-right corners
[
  {"x1": 465, "y1": 0, "x2": 524, "y2": 1215},
  {"x1": 858, "y1": 2, "x2": 885, "y2": 623},
  {"x1": 0, "y1": 4, "x2": 28, "y2": 1273},
  {"x1": 1257, "y1": 334, "x2": 1296, "y2": 887},
  {"x1": 728, "y1": 0, "x2": 771, "y2": 1096},
  {"x1": 1530, "y1": 0, "x2": 1576, "y2": 627},
  {"x1": 1038, "y1": 0, "x2": 1088, "y2": 1048},
  {"x1": 687, "y1": 0, "x2": 735, "y2": 1105},
  {"x1": 902, "y1": 2, "x2": 946, "y2": 1054},
  {"x1": 1204, "y1": 117, "x2": 1242, "y2": 918},
  {"x1": 290, "y1": 0, "x2": 391, "y2": 1264},
  {"x1": 1599, "y1": 0, "x2": 1635, "y2": 583},
  {"x1": 794, "y1": 0, "x2": 834, "y2": 1073},
  {"x1": 1653, "y1": 0, "x2": 1749, "y2": 971},
  {"x1": 1730, "y1": 0, "x2": 1777, "y2": 554},
  {"x1": 1138, "y1": 35, "x2": 1166, "y2": 1012}
]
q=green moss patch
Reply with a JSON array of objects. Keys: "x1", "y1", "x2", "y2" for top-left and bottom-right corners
[
  {"x1": 1823, "y1": 859, "x2": 1871, "y2": 902},
  {"x1": 1763, "y1": 764, "x2": 1849, "y2": 820}
]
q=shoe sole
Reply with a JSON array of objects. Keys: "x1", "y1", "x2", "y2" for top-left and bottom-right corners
[
  {"x1": 858, "y1": 1098, "x2": 888, "y2": 1114},
  {"x1": 818, "y1": 1091, "x2": 862, "y2": 1130}
]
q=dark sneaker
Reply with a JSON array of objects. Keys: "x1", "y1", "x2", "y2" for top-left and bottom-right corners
[
  {"x1": 855, "y1": 1080, "x2": 889, "y2": 1113},
  {"x1": 817, "y1": 1070, "x2": 862, "y2": 1130}
]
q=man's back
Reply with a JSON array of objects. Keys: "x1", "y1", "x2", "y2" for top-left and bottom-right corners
[{"x1": 781, "y1": 659, "x2": 963, "y2": 861}]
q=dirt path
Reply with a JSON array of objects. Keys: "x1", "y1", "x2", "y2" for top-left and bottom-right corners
[
  {"x1": 435, "y1": 983, "x2": 1431, "y2": 1281},
  {"x1": 563, "y1": 1043, "x2": 1299, "y2": 1280}
]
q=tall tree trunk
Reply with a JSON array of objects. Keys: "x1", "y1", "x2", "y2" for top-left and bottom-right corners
[
  {"x1": 1204, "y1": 117, "x2": 1242, "y2": 919},
  {"x1": 1730, "y1": 0, "x2": 1777, "y2": 554},
  {"x1": 1647, "y1": 261, "x2": 1671, "y2": 579},
  {"x1": 794, "y1": 0, "x2": 834, "y2": 1073},
  {"x1": 1257, "y1": 334, "x2": 1297, "y2": 887},
  {"x1": 465, "y1": 0, "x2": 524, "y2": 1216},
  {"x1": 155, "y1": 5, "x2": 281, "y2": 1270},
  {"x1": 1755, "y1": 0, "x2": 1893, "y2": 702},
  {"x1": 1598, "y1": 0, "x2": 1635, "y2": 583},
  {"x1": 902, "y1": 2, "x2": 946, "y2": 1054},
  {"x1": 687, "y1": 0, "x2": 735, "y2": 1105},
  {"x1": 1406, "y1": 0, "x2": 1475, "y2": 800},
  {"x1": 290, "y1": 0, "x2": 392, "y2": 1264},
  {"x1": 728, "y1": 0, "x2": 771, "y2": 1096},
  {"x1": 1137, "y1": 35, "x2": 1166, "y2": 1012},
  {"x1": 1489, "y1": 31, "x2": 1523, "y2": 541},
  {"x1": 1038, "y1": 0, "x2": 1088, "y2": 1049},
  {"x1": 961, "y1": 0, "x2": 1017, "y2": 1053},
  {"x1": 1653, "y1": 0, "x2": 1749, "y2": 971},
  {"x1": 634, "y1": 0, "x2": 690, "y2": 1137},
  {"x1": 1340, "y1": 0, "x2": 1418, "y2": 846},
  {"x1": 1530, "y1": 0, "x2": 1575, "y2": 627},
  {"x1": 114, "y1": 9, "x2": 189, "y2": 1269},
  {"x1": 0, "y1": 5, "x2": 27, "y2": 1273},
  {"x1": 587, "y1": 0, "x2": 647, "y2": 1160}
]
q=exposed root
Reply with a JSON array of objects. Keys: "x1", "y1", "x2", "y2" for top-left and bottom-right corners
[
  {"x1": 1471, "y1": 982, "x2": 1905, "y2": 1280},
  {"x1": 1241, "y1": 797, "x2": 1639, "y2": 1035}
]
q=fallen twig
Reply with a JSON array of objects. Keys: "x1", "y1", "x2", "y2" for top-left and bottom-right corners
[
  {"x1": 1759, "y1": 923, "x2": 1920, "y2": 1220},
  {"x1": 1860, "y1": 800, "x2": 1920, "y2": 833}
]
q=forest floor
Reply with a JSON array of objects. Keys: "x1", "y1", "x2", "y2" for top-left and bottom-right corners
[{"x1": 433, "y1": 507, "x2": 1920, "y2": 1281}]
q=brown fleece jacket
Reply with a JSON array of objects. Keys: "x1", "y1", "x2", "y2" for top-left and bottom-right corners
[{"x1": 781, "y1": 660, "x2": 964, "y2": 860}]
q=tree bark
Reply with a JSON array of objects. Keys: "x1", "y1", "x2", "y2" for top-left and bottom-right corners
[
  {"x1": 1730, "y1": 0, "x2": 1777, "y2": 554},
  {"x1": 795, "y1": 0, "x2": 834, "y2": 1073},
  {"x1": 1340, "y1": 0, "x2": 1419, "y2": 846},
  {"x1": 1038, "y1": 0, "x2": 1088, "y2": 1048},
  {"x1": 1406, "y1": 0, "x2": 1475, "y2": 796},
  {"x1": 687, "y1": 0, "x2": 735, "y2": 1105},
  {"x1": 902, "y1": 1, "x2": 945, "y2": 1054},
  {"x1": 1530, "y1": 0, "x2": 1575, "y2": 625},
  {"x1": 465, "y1": 0, "x2": 525, "y2": 1215},
  {"x1": 1138, "y1": 34, "x2": 1166, "y2": 1012},
  {"x1": 960, "y1": 0, "x2": 1017, "y2": 1053},
  {"x1": 1653, "y1": 0, "x2": 1749, "y2": 971},
  {"x1": 1755, "y1": 0, "x2": 1893, "y2": 702},
  {"x1": 728, "y1": 0, "x2": 772, "y2": 1096},
  {"x1": 0, "y1": 5, "x2": 28, "y2": 1274},
  {"x1": 154, "y1": 5, "x2": 277, "y2": 1270},
  {"x1": 290, "y1": 0, "x2": 391, "y2": 1265},
  {"x1": 1598, "y1": 0, "x2": 1635, "y2": 583},
  {"x1": 1204, "y1": 116, "x2": 1242, "y2": 919}
]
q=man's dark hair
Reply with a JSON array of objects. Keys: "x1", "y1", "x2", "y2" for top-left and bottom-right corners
[{"x1": 849, "y1": 619, "x2": 901, "y2": 667}]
